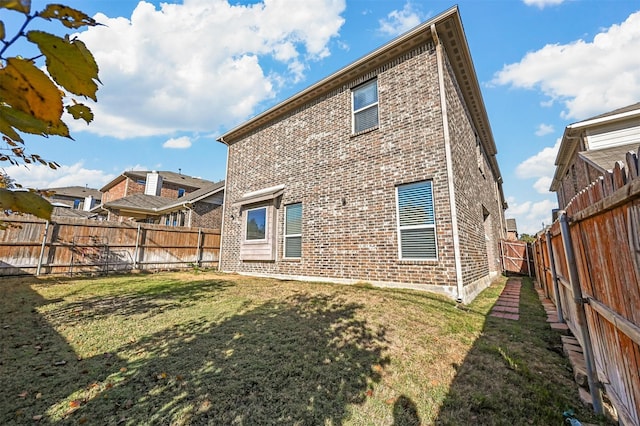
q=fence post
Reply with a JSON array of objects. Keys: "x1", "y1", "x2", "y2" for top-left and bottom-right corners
[
  {"x1": 196, "y1": 228, "x2": 203, "y2": 267},
  {"x1": 525, "y1": 243, "x2": 532, "y2": 277},
  {"x1": 545, "y1": 230, "x2": 564, "y2": 323},
  {"x1": 559, "y1": 211, "x2": 603, "y2": 414},
  {"x1": 133, "y1": 224, "x2": 141, "y2": 270},
  {"x1": 36, "y1": 220, "x2": 50, "y2": 276}
]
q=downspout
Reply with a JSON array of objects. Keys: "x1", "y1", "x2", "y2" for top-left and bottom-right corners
[
  {"x1": 218, "y1": 138, "x2": 230, "y2": 272},
  {"x1": 432, "y1": 24, "x2": 464, "y2": 303}
]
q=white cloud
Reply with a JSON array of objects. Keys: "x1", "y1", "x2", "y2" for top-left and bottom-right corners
[
  {"x1": 163, "y1": 136, "x2": 192, "y2": 149},
  {"x1": 506, "y1": 197, "x2": 558, "y2": 235},
  {"x1": 492, "y1": 11, "x2": 640, "y2": 120},
  {"x1": 522, "y1": 0, "x2": 565, "y2": 9},
  {"x1": 74, "y1": 0, "x2": 346, "y2": 139},
  {"x1": 535, "y1": 123, "x2": 554, "y2": 136},
  {"x1": 4, "y1": 162, "x2": 116, "y2": 190},
  {"x1": 378, "y1": 2, "x2": 424, "y2": 37},
  {"x1": 515, "y1": 138, "x2": 561, "y2": 185}
]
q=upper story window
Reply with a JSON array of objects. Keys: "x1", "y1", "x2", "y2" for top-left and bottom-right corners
[
  {"x1": 246, "y1": 207, "x2": 267, "y2": 241},
  {"x1": 352, "y1": 79, "x2": 379, "y2": 133},
  {"x1": 178, "y1": 188, "x2": 185, "y2": 198},
  {"x1": 396, "y1": 180, "x2": 437, "y2": 260}
]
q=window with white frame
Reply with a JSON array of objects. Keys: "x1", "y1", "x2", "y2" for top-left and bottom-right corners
[
  {"x1": 284, "y1": 203, "x2": 302, "y2": 258},
  {"x1": 396, "y1": 181, "x2": 437, "y2": 260},
  {"x1": 352, "y1": 79, "x2": 378, "y2": 133},
  {"x1": 246, "y1": 207, "x2": 267, "y2": 240}
]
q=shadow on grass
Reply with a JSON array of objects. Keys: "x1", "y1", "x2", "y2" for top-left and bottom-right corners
[
  {"x1": 0, "y1": 277, "x2": 125, "y2": 424},
  {"x1": 75, "y1": 293, "x2": 388, "y2": 424},
  {"x1": 434, "y1": 277, "x2": 609, "y2": 425},
  {"x1": 2, "y1": 278, "x2": 388, "y2": 425},
  {"x1": 42, "y1": 277, "x2": 235, "y2": 324}
]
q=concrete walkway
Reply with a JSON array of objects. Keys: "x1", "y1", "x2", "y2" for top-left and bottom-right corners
[{"x1": 490, "y1": 278, "x2": 521, "y2": 320}]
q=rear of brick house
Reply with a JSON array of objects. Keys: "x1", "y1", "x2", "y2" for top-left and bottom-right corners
[{"x1": 218, "y1": 7, "x2": 507, "y2": 303}]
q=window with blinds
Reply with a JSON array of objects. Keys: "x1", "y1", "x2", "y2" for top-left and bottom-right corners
[
  {"x1": 352, "y1": 79, "x2": 378, "y2": 133},
  {"x1": 284, "y1": 203, "x2": 302, "y2": 258},
  {"x1": 396, "y1": 181, "x2": 437, "y2": 260}
]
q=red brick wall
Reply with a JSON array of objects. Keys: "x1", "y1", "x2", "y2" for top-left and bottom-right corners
[
  {"x1": 442, "y1": 49, "x2": 505, "y2": 284},
  {"x1": 221, "y1": 41, "x2": 504, "y2": 298},
  {"x1": 555, "y1": 148, "x2": 602, "y2": 209},
  {"x1": 192, "y1": 203, "x2": 223, "y2": 229},
  {"x1": 221, "y1": 43, "x2": 465, "y2": 290},
  {"x1": 103, "y1": 179, "x2": 128, "y2": 203}
]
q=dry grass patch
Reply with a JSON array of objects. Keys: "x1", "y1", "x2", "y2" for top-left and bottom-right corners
[{"x1": 0, "y1": 272, "x2": 609, "y2": 425}]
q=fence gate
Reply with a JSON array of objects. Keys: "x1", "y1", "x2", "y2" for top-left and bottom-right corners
[{"x1": 500, "y1": 240, "x2": 532, "y2": 276}]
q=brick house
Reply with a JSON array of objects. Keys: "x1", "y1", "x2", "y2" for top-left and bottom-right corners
[
  {"x1": 506, "y1": 218, "x2": 519, "y2": 241},
  {"x1": 95, "y1": 171, "x2": 224, "y2": 228},
  {"x1": 217, "y1": 7, "x2": 507, "y2": 303},
  {"x1": 44, "y1": 186, "x2": 101, "y2": 210},
  {"x1": 550, "y1": 102, "x2": 640, "y2": 209}
]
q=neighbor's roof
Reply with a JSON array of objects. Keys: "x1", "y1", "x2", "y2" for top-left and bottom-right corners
[
  {"x1": 506, "y1": 218, "x2": 518, "y2": 232},
  {"x1": 51, "y1": 206, "x2": 99, "y2": 219},
  {"x1": 44, "y1": 186, "x2": 102, "y2": 200},
  {"x1": 102, "y1": 181, "x2": 225, "y2": 214},
  {"x1": 100, "y1": 170, "x2": 216, "y2": 192},
  {"x1": 217, "y1": 6, "x2": 500, "y2": 182},
  {"x1": 579, "y1": 142, "x2": 640, "y2": 173},
  {"x1": 550, "y1": 102, "x2": 640, "y2": 191}
]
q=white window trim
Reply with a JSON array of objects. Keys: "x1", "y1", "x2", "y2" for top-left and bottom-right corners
[
  {"x1": 284, "y1": 203, "x2": 302, "y2": 259},
  {"x1": 395, "y1": 182, "x2": 438, "y2": 261},
  {"x1": 352, "y1": 79, "x2": 379, "y2": 134},
  {"x1": 245, "y1": 206, "x2": 268, "y2": 243}
]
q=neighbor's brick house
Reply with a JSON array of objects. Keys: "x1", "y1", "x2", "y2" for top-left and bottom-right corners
[
  {"x1": 218, "y1": 7, "x2": 507, "y2": 303},
  {"x1": 551, "y1": 102, "x2": 640, "y2": 209},
  {"x1": 95, "y1": 171, "x2": 224, "y2": 228}
]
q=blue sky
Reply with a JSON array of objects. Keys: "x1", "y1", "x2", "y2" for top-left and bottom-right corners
[{"x1": 3, "y1": 0, "x2": 640, "y2": 234}]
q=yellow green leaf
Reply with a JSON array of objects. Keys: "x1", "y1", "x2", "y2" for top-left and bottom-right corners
[
  {"x1": 0, "y1": 114, "x2": 24, "y2": 142},
  {"x1": 0, "y1": 57, "x2": 63, "y2": 123},
  {"x1": 66, "y1": 103, "x2": 93, "y2": 124},
  {"x1": 0, "y1": 105, "x2": 70, "y2": 138},
  {"x1": 27, "y1": 31, "x2": 99, "y2": 100},
  {"x1": 0, "y1": 0, "x2": 30, "y2": 14},
  {"x1": 0, "y1": 188, "x2": 52, "y2": 220},
  {"x1": 38, "y1": 4, "x2": 98, "y2": 29}
]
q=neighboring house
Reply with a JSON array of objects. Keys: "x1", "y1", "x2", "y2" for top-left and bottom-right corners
[
  {"x1": 217, "y1": 7, "x2": 507, "y2": 303},
  {"x1": 506, "y1": 218, "x2": 518, "y2": 241},
  {"x1": 551, "y1": 102, "x2": 640, "y2": 209},
  {"x1": 44, "y1": 186, "x2": 102, "y2": 211},
  {"x1": 94, "y1": 171, "x2": 224, "y2": 228}
]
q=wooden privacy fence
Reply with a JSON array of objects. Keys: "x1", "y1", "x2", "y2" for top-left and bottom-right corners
[
  {"x1": 0, "y1": 217, "x2": 220, "y2": 276},
  {"x1": 532, "y1": 150, "x2": 640, "y2": 425}
]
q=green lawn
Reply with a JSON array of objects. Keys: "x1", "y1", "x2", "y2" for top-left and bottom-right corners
[{"x1": 0, "y1": 271, "x2": 609, "y2": 425}]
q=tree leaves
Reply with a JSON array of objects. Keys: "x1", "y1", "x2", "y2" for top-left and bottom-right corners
[
  {"x1": 0, "y1": 105, "x2": 70, "y2": 139},
  {"x1": 66, "y1": 103, "x2": 93, "y2": 124},
  {"x1": 27, "y1": 31, "x2": 100, "y2": 100},
  {"x1": 38, "y1": 4, "x2": 98, "y2": 29},
  {"x1": 0, "y1": 0, "x2": 31, "y2": 14},
  {"x1": 0, "y1": 57, "x2": 63, "y2": 123},
  {"x1": 0, "y1": 188, "x2": 52, "y2": 220},
  {"x1": 0, "y1": 2, "x2": 100, "y2": 219}
]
